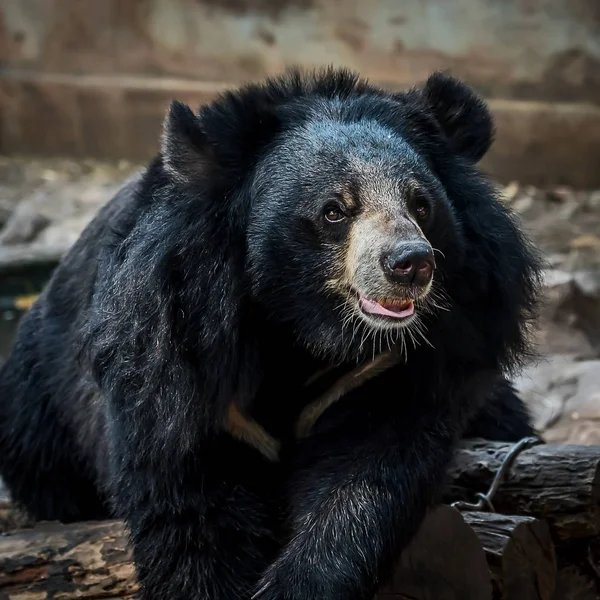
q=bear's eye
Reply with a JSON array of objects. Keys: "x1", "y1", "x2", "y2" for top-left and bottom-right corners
[
  {"x1": 415, "y1": 198, "x2": 431, "y2": 221},
  {"x1": 324, "y1": 205, "x2": 346, "y2": 223}
]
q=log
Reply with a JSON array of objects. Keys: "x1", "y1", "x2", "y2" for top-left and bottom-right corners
[
  {"x1": 0, "y1": 520, "x2": 138, "y2": 599},
  {"x1": 549, "y1": 537, "x2": 600, "y2": 599},
  {"x1": 0, "y1": 508, "x2": 586, "y2": 600},
  {"x1": 463, "y1": 512, "x2": 557, "y2": 600},
  {"x1": 445, "y1": 441, "x2": 600, "y2": 540},
  {"x1": 551, "y1": 566, "x2": 598, "y2": 600},
  {"x1": 0, "y1": 507, "x2": 494, "y2": 600},
  {"x1": 2, "y1": 438, "x2": 600, "y2": 598},
  {"x1": 378, "y1": 505, "x2": 493, "y2": 599}
]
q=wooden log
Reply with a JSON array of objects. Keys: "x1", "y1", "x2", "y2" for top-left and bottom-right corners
[
  {"x1": 378, "y1": 505, "x2": 493, "y2": 599},
  {"x1": 0, "y1": 508, "x2": 587, "y2": 600},
  {"x1": 463, "y1": 512, "x2": 557, "y2": 600},
  {"x1": 0, "y1": 520, "x2": 138, "y2": 599},
  {"x1": 549, "y1": 537, "x2": 600, "y2": 599},
  {"x1": 551, "y1": 565, "x2": 598, "y2": 600},
  {"x1": 0, "y1": 507, "x2": 494, "y2": 600},
  {"x1": 3, "y1": 434, "x2": 599, "y2": 599},
  {"x1": 445, "y1": 441, "x2": 600, "y2": 540}
]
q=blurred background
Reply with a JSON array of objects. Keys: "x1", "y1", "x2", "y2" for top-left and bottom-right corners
[{"x1": 0, "y1": 0, "x2": 599, "y2": 444}]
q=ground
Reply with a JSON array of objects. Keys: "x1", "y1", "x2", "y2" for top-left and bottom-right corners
[{"x1": 0, "y1": 156, "x2": 598, "y2": 445}]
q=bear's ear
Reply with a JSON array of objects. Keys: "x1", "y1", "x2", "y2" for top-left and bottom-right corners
[
  {"x1": 421, "y1": 72, "x2": 494, "y2": 163},
  {"x1": 161, "y1": 94, "x2": 283, "y2": 184},
  {"x1": 161, "y1": 100, "x2": 212, "y2": 182}
]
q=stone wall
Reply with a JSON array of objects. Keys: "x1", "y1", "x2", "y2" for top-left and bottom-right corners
[{"x1": 1, "y1": 0, "x2": 600, "y2": 186}]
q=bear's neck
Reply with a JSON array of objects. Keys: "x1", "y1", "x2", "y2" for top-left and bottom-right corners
[{"x1": 248, "y1": 321, "x2": 397, "y2": 443}]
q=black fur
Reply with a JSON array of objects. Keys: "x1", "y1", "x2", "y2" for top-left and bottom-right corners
[{"x1": 0, "y1": 68, "x2": 542, "y2": 600}]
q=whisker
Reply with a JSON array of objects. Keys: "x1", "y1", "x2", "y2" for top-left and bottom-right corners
[
  {"x1": 412, "y1": 317, "x2": 434, "y2": 349},
  {"x1": 406, "y1": 326, "x2": 419, "y2": 351},
  {"x1": 400, "y1": 329, "x2": 407, "y2": 360}
]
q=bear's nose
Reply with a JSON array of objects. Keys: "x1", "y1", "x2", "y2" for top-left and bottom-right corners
[{"x1": 381, "y1": 241, "x2": 435, "y2": 286}]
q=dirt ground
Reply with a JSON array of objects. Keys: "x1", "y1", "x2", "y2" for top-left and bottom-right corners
[{"x1": 0, "y1": 155, "x2": 599, "y2": 445}]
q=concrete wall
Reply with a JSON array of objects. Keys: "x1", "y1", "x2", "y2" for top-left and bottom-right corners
[{"x1": 1, "y1": 0, "x2": 600, "y2": 186}]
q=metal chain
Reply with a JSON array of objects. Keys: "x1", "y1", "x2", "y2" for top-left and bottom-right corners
[{"x1": 451, "y1": 435, "x2": 544, "y2": 513}]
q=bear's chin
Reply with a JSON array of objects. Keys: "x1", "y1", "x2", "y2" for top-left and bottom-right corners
[{"x1": 293, "y1": 306, "x2": 429, "y2": 365}]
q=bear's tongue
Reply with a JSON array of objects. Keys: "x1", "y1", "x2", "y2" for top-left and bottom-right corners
[{"x1": 359, "y1": 295, "x2": 415, "y2": 319}]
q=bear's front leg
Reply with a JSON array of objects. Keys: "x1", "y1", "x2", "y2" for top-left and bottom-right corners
[
  {"x1": 112, "y1": 433, "x2": 281, "y2": 600},
  {"x1": 254, "y1": 394, "x2": 467, "y2": 600}
]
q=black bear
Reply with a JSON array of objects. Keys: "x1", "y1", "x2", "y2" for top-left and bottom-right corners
[{"x1": 0, "y1": 68, "x2": 541, "y2": 599}]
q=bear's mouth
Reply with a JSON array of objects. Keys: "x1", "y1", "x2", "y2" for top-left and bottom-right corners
[{"x1": 358, "y1": 294, "x2": 415, "y2": 320}]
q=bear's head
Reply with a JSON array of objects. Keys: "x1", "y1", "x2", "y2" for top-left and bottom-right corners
[{"x1": 158, "y1": 69, "x2": 538, "y2": 368}]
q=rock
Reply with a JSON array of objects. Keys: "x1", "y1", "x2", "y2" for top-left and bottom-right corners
[
  {"x1": 516, "y1": 355, "x2": 577, "y2": 431},
  {"x1": 0, "y1": 165, "x2": 131, "y2": 271},
  {"x1": 570, "y1": 234, "x2": 600, "y2": 250},
  {"x1": 587, "y1": 190, "x2": 600, "y2": 209},
  {"x1": 0, "y1": 208, "x2": 51, "y2": 246},
  {"x1": 517, "y1": 358, "x2": 600, "y2": 445},
  {"x1": 538, "y1": 270, "x2": 600, "y2": 356},
  {"x1": 502, "y1": 181, "x2": 520, "y2": 202}
]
